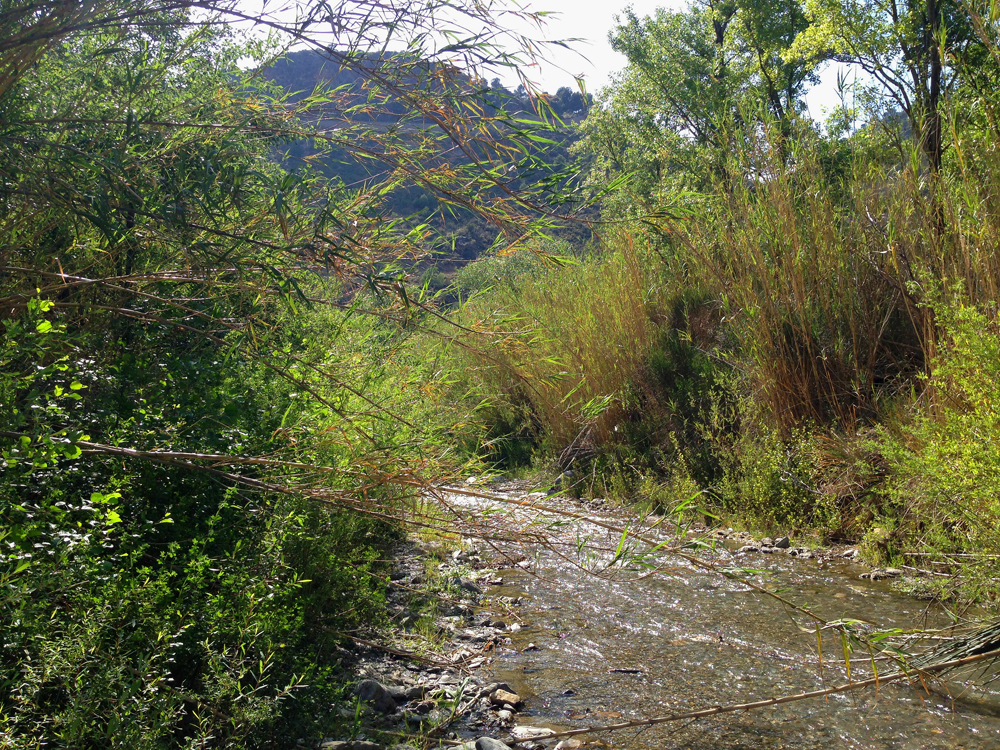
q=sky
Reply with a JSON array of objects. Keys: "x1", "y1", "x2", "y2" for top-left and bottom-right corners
[
  {"x1": 236, "y1": 0, "x2": 848, "y2": 123},
  {"x1": 496, "y1": 0, "x2": 846, "y2": 121}
]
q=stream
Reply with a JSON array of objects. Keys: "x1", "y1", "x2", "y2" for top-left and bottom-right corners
[{"x1": 449, "y1": 489, "x2": 1000, "y2": 749}]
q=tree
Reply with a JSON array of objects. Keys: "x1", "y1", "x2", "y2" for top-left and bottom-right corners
[
  {"x1": 579, "y1": 0, "x2": 820, "y2": 214},
  {"x1": 790, "y1": 0, "x2": 980, "y2": 171},
  {"x1": 0, "y1": 1, "x2": 581, "y2": 744}
]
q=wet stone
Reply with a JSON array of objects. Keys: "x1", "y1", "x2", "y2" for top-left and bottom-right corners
[
  {"x1": 510, "y1": 726, "x2": 556, "y2": 741},
  {"x1": 456, "y1": 739, "x2": 513, "y2": 750},
  {"x1": 475, "y1": 738, "x2": 513, "y2": 750},
  {"x1": 491, "y1": 688, "x2": 522, "y2": 706},
  {"x1": 774, "y1": 536, "x2": 791, "y2": 549}
]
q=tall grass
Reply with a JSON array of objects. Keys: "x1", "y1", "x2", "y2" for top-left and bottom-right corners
[
  {"x1": 454, "y1": 243, "x2": 654, "y2": 460},
  {"x1": 451, "y1": 35, "x2": 1000, "y2": 567}
]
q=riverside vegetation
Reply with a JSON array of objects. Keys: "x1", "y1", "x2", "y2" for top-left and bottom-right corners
[{"x1": 3, "y1": 0, "x2": 1000, "y2": 747}]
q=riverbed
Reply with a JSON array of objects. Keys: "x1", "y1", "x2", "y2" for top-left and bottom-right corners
[{"x1": 450, "y1": 489, "x2": 1000, "y2": 749}]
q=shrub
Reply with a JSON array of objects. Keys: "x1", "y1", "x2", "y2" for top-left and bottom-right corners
[{"x1": 880, "y1": 289, "x2": 1000, "y2": 582}]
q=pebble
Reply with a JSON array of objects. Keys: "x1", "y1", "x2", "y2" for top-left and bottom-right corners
[
  {"x1": 555, "y1": 741, "x2": 584, "y2": 750},
  {"x1": 523, "y1": 643, "x2": 540, "y2": 652}
]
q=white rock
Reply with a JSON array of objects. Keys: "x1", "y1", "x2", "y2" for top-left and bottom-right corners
[{"x1": 510, "y1": 726, "x2": 556, "y2": 741}]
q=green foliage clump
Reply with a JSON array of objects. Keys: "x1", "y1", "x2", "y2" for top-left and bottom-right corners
[{"x1": 879, "y1": 292, "x2": 1000, "y2": 579}]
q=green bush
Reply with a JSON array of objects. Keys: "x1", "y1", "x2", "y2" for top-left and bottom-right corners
[{"x1": 881, "y1": 290, "x2": 1000, "y2": 578}]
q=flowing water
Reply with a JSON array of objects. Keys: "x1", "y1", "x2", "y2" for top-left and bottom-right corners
[{"x1": 452, "y1": 490, "x2": 1000, "y2": 749}]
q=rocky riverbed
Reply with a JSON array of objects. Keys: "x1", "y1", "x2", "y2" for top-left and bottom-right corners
[{"x1": 301, "y1": 485, "x2": 1000, "y2": 749}]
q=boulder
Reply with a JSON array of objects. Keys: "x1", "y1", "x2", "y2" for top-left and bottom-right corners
[
  {"x1": 355, "y1": 679, "x2": 396, "y2": 714},
  {"x1": 451, "y1": 577, "x2": 484, "y2": 595},
  {"x1": 774, "y1": 536, "x2": 791, "y2": 549}
]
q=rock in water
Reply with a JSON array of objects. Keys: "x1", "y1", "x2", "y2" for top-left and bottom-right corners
[
  {"x1": 455, "y1": 739, "x2": 512, "y2": 750},
  {"x1": 490, "y1": 688, "x2": 522, "y2": 707},
  {"x1": 774, "y1": 536, "x2": 791, "y2": 549},
  {"x1": 510, "y1": 726, "x2": 556, "y2": 741},
  {"x1": 355, "y1": 679, "x2": 396, "y2": 713},
  {"x1": 476, "y1": 739, "x2": 513, "y2": 750}
]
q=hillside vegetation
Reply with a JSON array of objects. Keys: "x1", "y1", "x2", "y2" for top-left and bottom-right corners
[
  {"x1": 4, "y1": 0, "x2": 1000, "y2": 747},
  {"x1": 0, "y1": 1, "x2": 581, "y2": 745},
  {"x1": 440, "y1": 0, "x2": 1000, "y2": 601}
]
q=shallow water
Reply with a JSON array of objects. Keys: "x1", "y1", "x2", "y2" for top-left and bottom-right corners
[{"x1": 455, "y1": 492, "x2": 1000, "y2": 749}]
